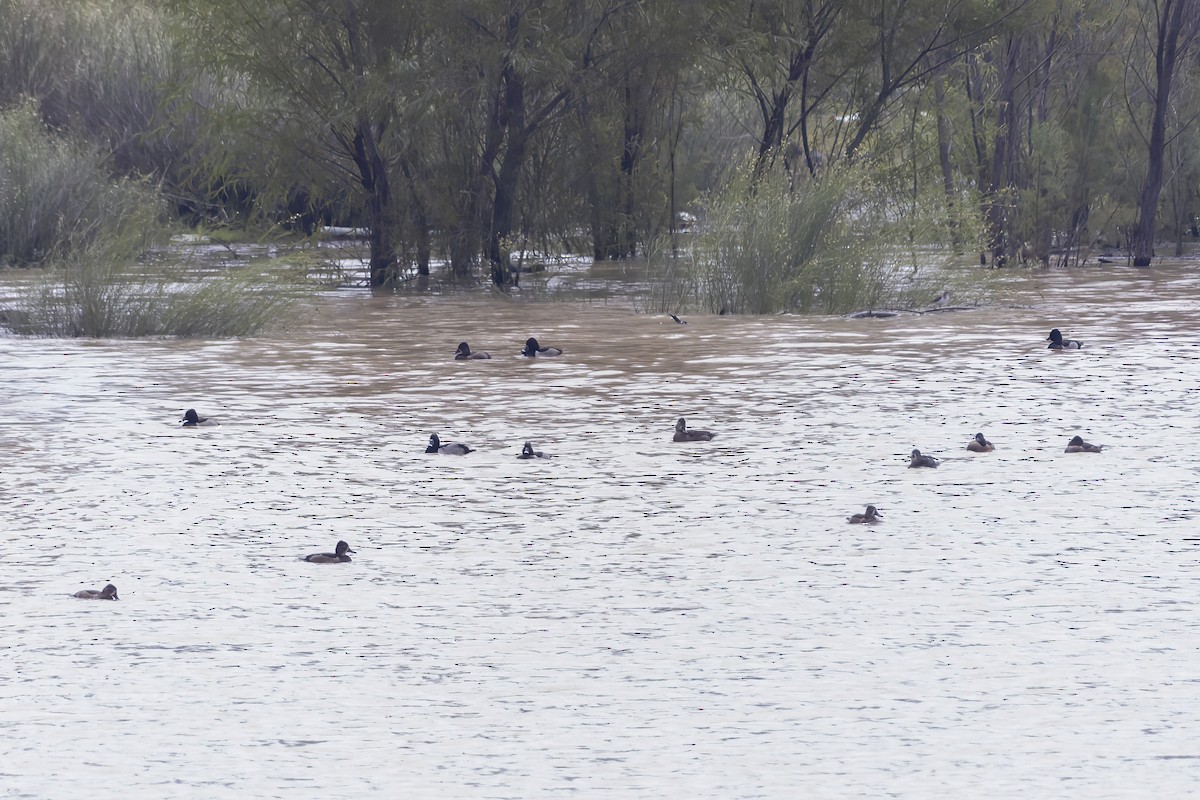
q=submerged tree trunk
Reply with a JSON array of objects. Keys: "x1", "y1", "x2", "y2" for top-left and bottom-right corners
[
  {"x1": 487, "y1": 60, "x2": 529, "y2": 287},
  {"x1": 932, "y1": 75, "x2": 959, "y2": 250},
  {"x1": 350, "y1": 119, "x2": 395, "y2": 287},
  {"x1": 619, "y1": 79, "x2": 641, "y2": 258},
  {"x1": 985, "y1": 37, "x2": 1023, "y2": 266},
  {"x1": 1130, "y1": 0, "x2": 1195, "y2": 266}
]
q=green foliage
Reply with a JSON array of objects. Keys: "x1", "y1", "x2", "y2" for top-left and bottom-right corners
[{"x1": 653, "y1": 154, "x2": 991, "y2": 315}]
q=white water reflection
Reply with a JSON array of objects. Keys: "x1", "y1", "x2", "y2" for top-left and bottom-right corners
[{"x1": 2, "y1": 266, "x2": 1200, "y2": 798}]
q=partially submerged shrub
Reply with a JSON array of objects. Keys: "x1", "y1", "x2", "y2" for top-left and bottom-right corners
[
  {"x1": 651, "y1": 155, "x2": 992, "y2": 315},
  {"x1": 9, "y1": 206, "x2": 306, "y2": 338}
]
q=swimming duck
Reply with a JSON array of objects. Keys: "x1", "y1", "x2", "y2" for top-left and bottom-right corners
[
  {"x1": 181, "y1": 408, "x2": 217, "y2": 427},
  {"x1": 304, "y1": 540, "x2": 355, "y2": 563},
  {"x1": 454, "y1": 341, "x2": 491, "y2": 360},
  {"x1": 848, "y1": 505, "x2": 882, "y2": 524},
  {"x1": 522, "y1": 337, "x2": 563, "y2": 357},
  {"x1": 909, "y1": 449, "x2": 940, "y2": 468},
  {"x1": 516, "y1": 441, "x2": 549, "y2": 459},
  {"x1": 1064, "y1": 435, "x2": 1102, "y2": 453},
  {"x1": 426, "y1": 433, "x2": 472, "y2": 455},
  {"x1": 1046, "y1": 328, "x2": 1083, "y2": 349},
  {"x1": 74, "y1": 583, "x2": 119, "y2": 600},
  {"x1": 673, "y1": 417, "x2": 716, "y2": 442},
  {"x1": 966, "y1": 433, "x2": 995, "y2": 452}
]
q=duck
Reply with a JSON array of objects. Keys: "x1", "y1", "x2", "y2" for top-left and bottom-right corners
[
  {"x1": 848, "y1": 505, "x2": 882, "y2": 524},
  {"x1": 426, "y1": 433, "x2": 472, "y2": 455},
  {"x1": 1064, "y1": 435, "x2": 1102, "y2": 453},
  {"x1": 74, "y1": 583, "x2": 119, "y2": 600},
  {"x1": 669, "y1": 314, "x2": 688, "y2": 325},
  {"x1": 516, "y1": 441, "x2": 549, "y2": 459},
  {"x1": 909, "y1": 449, "x2": 940, "y2": 468},
  {"x1": 1046, "y1": 328, "x2": 1083, "y2": 349},
  {"x1": 304, "y1": 540, "x2": 355, "y2": 563},
  {"x1": 522, "y1": 337, "x2": 563, "y2": 357},
  {"x1": 454, "y1": 341, "x2": 491, "y2": 360},
  {"x1": 966, "y1": 433, "x2": 995, "y2": 452},
  {"x1": 673, "y1": 417, "x2": 716, "y2": 442},
  {"x1": 181, "y1": 408, "x2": 218, "y2": 427}
]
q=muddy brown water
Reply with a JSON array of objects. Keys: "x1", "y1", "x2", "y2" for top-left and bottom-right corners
[{"x1": 2, "y1": 265, "x2": 1199, "y2": 798}]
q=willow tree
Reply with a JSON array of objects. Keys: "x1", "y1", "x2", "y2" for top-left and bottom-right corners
[{"x1": 176, "y1": 0, "x2": 429, "y2": 287}]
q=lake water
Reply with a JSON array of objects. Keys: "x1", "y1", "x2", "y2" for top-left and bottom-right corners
[{"x1": 2, "y1": 265, "x2": 1199, "y2": 798}]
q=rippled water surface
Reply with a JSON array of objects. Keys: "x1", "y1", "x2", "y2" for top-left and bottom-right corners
[{"x1": 3, "y1": 267, "x2": 1200, "y2": 798}]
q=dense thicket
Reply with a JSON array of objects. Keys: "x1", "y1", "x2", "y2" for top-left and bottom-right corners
[{"x1": 1, "y1": 0, "x2": 1197, "y2": 292}]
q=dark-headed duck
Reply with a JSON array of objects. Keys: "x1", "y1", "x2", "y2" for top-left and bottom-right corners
[
  {"x1": 1046, "y1": 329, "x2": 1083, "y2": 349},
  {"x1": 1065, "y1": 435, "x2": 1102, "y2": 453},
  {"x1": 426, "y1": 433, "x2": 472, "y2": 455},
  {"x1": 304, "y1": 540, "x2": 355, "y2": 563},
  {"x1": 516, "y1": 441, "x2": 549, "y2": 459},
  {"x1": 74, "y1": 583, "x2": 118, "y2": 600},
  {"x1": 848, "y1": 505, "x2": 882, "y2": 524},
  {"x1": 522, "y1": 337, "x2": 563, "y2": 357},
  {"x1": 181, "y1": 408, "x2": 217, "y2": 427},
  {"x1": 909, "y1": 449, "x2": 940, "y2": 468},
  {"x1": 966, "y1": 433, "x2": 995, "y2": 452},
  {"x1": 673, "y1": 417, "x2": 716, "y2": 442},
  {"x1": 455, "y1": 342, "x2": 491, "y2": 360}
]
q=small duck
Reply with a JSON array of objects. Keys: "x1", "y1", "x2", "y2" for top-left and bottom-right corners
[
  {"x1": 516, "y1": 441, "x2": 549, "y2": 459},
  {"x1": 1046, "y1": 328, "x2": 1083, "y2": 349},
  {"x1": 929, "y1": 290, "x2": 950, "y2": 307},
  {"x1": 454, "y1": 341, "x2": 491, "y2": 360},
  {"x1": 669, "y1": 314, "x2": 688, "y2": 325},
  {"x1": 848, "y1": 505, "x2": 882, "y2": 524},
  {"x1": 426, "y1": 433, "x2": 472, "y2": 455},
  {"x1": 304, "y1": 540, "x2": 355, "y2": 563},
  {"x1": 673, "y1": 417, "x2": 716, "y2": 442},
  {"x1": 909, "y1": 449, "x2": 940, "y2": 468},
  {"x1": 522, "y1": 337, "x2": 563, "y2": 357},
  {"x1": 966, "y1": 433, "x2": 995, "y2": 452},
  {"x1": 181, "y1": 408, "x2": 217, "y2": 427},
  {"x1": 74, "y1": 583, "x2": 119, "y2": 600},
  {"x1": 1064, "y1": 435, "x2": 1102, "y2": 453}
]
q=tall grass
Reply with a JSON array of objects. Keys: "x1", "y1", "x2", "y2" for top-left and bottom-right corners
[{"x1": 649, "y1": 156, "x2": 991, "y2": 315}]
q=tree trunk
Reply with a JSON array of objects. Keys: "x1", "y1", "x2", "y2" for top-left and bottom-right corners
[
  {"x1": 488, "y1": 61, "x2": 528, "y2": 287},
  {"x1": 932, "y1": 75, "x2": 959, "y2": 250},
  {"x1": 1130, "y1": 0, "x2": 1194, "y2": 267},
  {"x1": 985, "y1": 37, "x2": 1023, "y2": 266},
  {"x1": 399, "y1": 156, "x2": 430, "y2": 276},
  {"x1": 619, "y1": 79, "x2": 641, "y2": 258},
  {"x1": 350, "y1": 119, "x2": 395, "y2": 287}
]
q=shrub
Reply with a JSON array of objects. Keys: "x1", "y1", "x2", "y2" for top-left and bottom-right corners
[{"x1": 650, "y1": 155, "x2": 992, "y2": 315}]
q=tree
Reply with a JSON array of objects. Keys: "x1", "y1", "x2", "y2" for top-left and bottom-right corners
[{"x1": 177, "y1": 0, "x2": 429, "y2": 287}]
